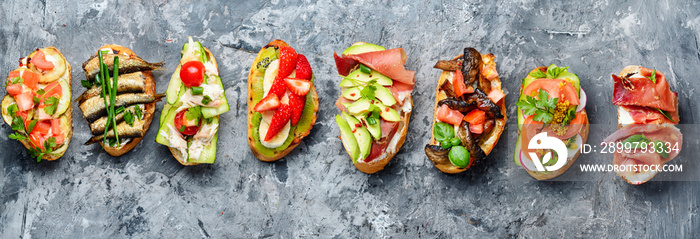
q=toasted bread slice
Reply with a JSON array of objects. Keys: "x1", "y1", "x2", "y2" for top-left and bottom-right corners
[
  {"x1": 1, "y1": 47, "x2": 72, "y2": 161},
  {"x1": 429, "y1": 53, "x2": 507, "y2": 174},
  {"x1": 247, "y1": 39, "x2": 319, "y2": 162},
  {"x1": 523, "y1": 114, "x2": 589, "y2": 180}
]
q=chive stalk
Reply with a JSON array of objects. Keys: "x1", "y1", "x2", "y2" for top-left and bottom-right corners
[{"x1": 111, "y1": 56, "x2": 120, "y2": 144}]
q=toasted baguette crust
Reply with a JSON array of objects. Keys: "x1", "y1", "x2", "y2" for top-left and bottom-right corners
[
  {"x1": 246, "y1": 39, "x2": 319, "y2": 162},
  {"x1": 352, "y1": 97, "x2": 412, "y2": 174},
  {"x1": 429, "y1": 53, "x2": 507, "y2": 174},
  {"x1": 523, "y1": 112, "x2": 589, "y2": 180},
  {"x1": 168, "y1": 47, "x2": 219, "y2": 166}
]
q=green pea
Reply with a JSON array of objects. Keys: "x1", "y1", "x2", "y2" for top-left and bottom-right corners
[
  {"x1": 440, "y1": 139, "x2": 451, "y2": 149},
  {"x1": 448, "y1": 146, "x2": 470, "y2": 168},
  {"x1": 450, "y1": 137, "x2": 462, "y2": 146}
]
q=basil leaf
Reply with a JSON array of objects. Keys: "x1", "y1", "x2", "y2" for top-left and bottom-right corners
[
  {"x1": 448, "y1": 146, "x2": 471, "y2": 168},
  {"x1": 433, "y1": 122, "x2": 454, "y2": 142},
  {"x1": 656, "y1": 108, "x2": 674, "y2": 122},
  {"x1": 654, "y1": 140, "x2": 669, "y2": 158},
  {"x1": 647, "y1": 69, "x2": 657, "y2": 83},
  {"x1": 622, "y1": 134, "x2": 650, "y2": 149}
]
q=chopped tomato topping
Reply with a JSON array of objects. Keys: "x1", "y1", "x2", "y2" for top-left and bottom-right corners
[
  {"x1": 8, "y1": 71, "x2": 20, "y2": 78},
  {"x1": 452, "y1": 70, "x2": 470, "y2": 97},
  {"x1": 21, "y1": 70, "x2": 40, "y2": 89},
  {"x1": 53, "y1": 134, "x2": 65, "y2": 146},
  {"x1": 15, "y1": 92, "x2": 35, "y2": 111},
  {"x1": 6, "y1": 84, "x2": 23, "y2": 96},
  {"x1": 469, "y1": 123, "x2": 484, "y2": 134},
  {"x1": 487, "y1": 89, "x2": 505, "y2": 103},
  {"x1": 33, "y1": 120, "x2": 51, "y2": 135},
  {"x1": 436, "y1": 104, "x2": 464, "y2": 126},
  {"x1": 30, "y1": 50, "x2": 55, "y2": 71},
  {"x1": 174, "y1": 110, "x2": 200, "y2": 136},
  {"x1": 51, "y1": 119, "x2": 61, "y2": 134},
  {"x1": 29, "y1": 132, "x2": 45, "y2": 150},
  {"x1": 43, "y1": 81, "x2": 62, "y2": 98},
  {"x1": 463, "y1": 110, "x2": 486, "y2": 125}
]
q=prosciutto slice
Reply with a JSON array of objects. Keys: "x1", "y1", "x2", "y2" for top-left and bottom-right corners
[
  {"x1": 621, "y1": 105, "x2": 679, "y2": 124},
  {"x1": 611, "y1": 67, "x2": 677, "y2": 112},
  {"x1": 603, "y1": 124, "x2": 682, "y2": 167},
  {"x1": 335, "y1": 49, "x2": 415, "y2": 85}
]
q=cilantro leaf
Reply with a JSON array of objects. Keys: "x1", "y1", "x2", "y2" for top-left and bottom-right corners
[
  {"x1": 185, "y1": 106, "x2": 202, "y2": 121},
  {"x1": 8, "y1": 132, "x2": 28, "y2": 141}
]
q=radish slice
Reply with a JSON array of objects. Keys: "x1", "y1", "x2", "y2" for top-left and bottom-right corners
[
  {"x1": 576, "y1": 88, "x2": 587, "y2": 112},
  {"x1": 519, "y1": 150, "x2": 538, "y2": 171}
]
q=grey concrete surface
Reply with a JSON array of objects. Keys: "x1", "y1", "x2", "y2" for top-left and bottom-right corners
[{"x1": 1, "y1": 0, "x2": 699, "y2": 238}]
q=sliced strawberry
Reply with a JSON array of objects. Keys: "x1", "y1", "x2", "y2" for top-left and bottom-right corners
[
  {"x1": 254, "y1": 93, "x2": 281, "y2": 112},
  {"x1": 288, "y1": 93, "x2": 306, "y2": 126},
  {"x1": 284, "y1": 78, "x2": 311, "y2": 96},
  {"x1": 268, "y1": 78, "x2": 288, "y2": 98},
  {"x1": 294, "y1": 54, "x2": 313, "y2": 80},
  {"x1": 264, "y1": 104, "x2": 291, "y2": 141},
  {"x1": 275, "y1": 46, "x2": 298, "y2": 81},
  {"x1": 6, "y1": 84, "x2": 23, "y2": 96},
  {"x1": 15, "y1": 92, "x2": 35, "y2": 111},
  {"x1": 30, "y1": 50, "x2": 55, "y2": 71}
]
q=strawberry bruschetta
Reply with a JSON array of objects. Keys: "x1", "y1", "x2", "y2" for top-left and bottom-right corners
[{"x1": 247, "y1": 40, "x2": 319, "y2": 162}]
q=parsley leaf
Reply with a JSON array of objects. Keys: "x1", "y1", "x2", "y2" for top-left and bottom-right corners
[
  {"x1": 7, "y1": 104, "x2": 19, "y2": 117},
  {"x1": 528, "y1": 69, "x2": 546, "y2": 79},
  {"x1": 27, "y1": 119, "x2": 38, "y2": 133},
  {"x1": 516, "y1": 89, "x2": 558, "y2": 123},
  {"x1": 11, "y1": 77, "x2": 23, "y2": 85},
  {"x1": 359, "y1": 79, "x2": 378, "y2": 101},
  {"x1": 43, "y1": 96, "x2": 59, "y2": 116},
  {"x1": 647, "y1": 69, "x2": 657, "y2": 83},
  {"x1": 36, "y1": 89, "x2": 45, "y2": 95}
]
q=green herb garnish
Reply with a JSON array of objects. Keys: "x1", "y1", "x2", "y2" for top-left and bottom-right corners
[
  {"x1": 134, "y1": 105, "x2": 142, "y2": 120},
  {"x1": 123, "y1": 110, "x2": 134, "y2": 126},
  {"x1": 656, "y1": 108, "x2": 674, "y2": 122},
  {"x1": 516, "y1": 89, "x2": 558, "y2": 123},
  {"x1": 43, "y1": 96, "x2": 59, "y2": 116},
  {"x1": 647, "y1": 69, "x2": 657, "y2": 83}
]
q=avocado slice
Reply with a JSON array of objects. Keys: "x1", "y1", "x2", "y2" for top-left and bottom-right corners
[
  {"x1": 335, "y1": 114, "x2": 360, "y2": 163},
  {"x1": 374, "y1": 84, "x2": 396, "y2": 106},
  {"x1": 359, "y1": 115, "x2": 381, "y2": 140},
  {"x1": 373, "y1": 101, "x2": 401, "y2": 122},
  {"x1": 347, "y1": 98, "x2": 371, "y2": 116},
  {"x1": 342, "y1": 87, "x2": 362, "y2": 101},
  {"x1": 342, "y1": 43, "x2": 386, "y2": 55},
  {"x1": 342, "y1": 112, "x2": 372, "y2": 161},
  {"x1": 340, "y1": 69, "x2": 393, "y2": 87}
]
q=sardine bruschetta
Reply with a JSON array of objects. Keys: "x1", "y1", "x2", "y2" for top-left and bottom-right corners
[
  {"x1": 77, "y1": 45, "x2": 163, "y2": 156},
  {"x1": 2, "y1": 47, "x2": 72, "y2": 161},
  {"x1": 156, "y1": 37, "x2": 229, "y2": 165},
  {"x1": 425, "y1": 48, "x2": 506, "y2": 174},
  {"x1": 514, "y1": 64, "x2": 589, "y2": 180},
  {"x1": 333, "y1": 42, "x2": 415, "y2": 174},
  {"x1": 247, "y1": 39, "x2": 319, "y2": 162},
  {"x1": 604, "y1": 66, "x2": 682, "y2": 184}
]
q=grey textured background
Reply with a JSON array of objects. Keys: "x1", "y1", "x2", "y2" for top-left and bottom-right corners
[{"x1": 1, "y1": 0, "x2": 699, "y2": 238}]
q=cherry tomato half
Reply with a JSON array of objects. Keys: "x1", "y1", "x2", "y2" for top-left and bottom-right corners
[
  {"x1": 174, "y1": 110, "x2": 200, "y2": 136},
  {"x1": 180, "y1": 61, "x2": 205, "y2": 87}
]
